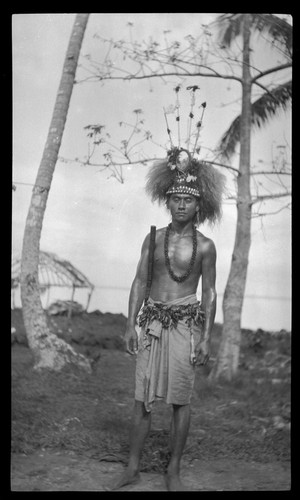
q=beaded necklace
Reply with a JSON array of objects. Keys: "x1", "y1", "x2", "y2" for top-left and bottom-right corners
[{"x1": 164, "y1": 223, "x2": 197, "y2": 283}]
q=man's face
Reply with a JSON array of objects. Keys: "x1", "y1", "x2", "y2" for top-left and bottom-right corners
[{"x1": 168, "y1": 193, "x2": 199, "y2": 223}]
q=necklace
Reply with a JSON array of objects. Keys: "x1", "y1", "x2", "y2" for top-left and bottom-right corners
[{"x1": 164, "y1": 223, "x2": 197, "y2": 283}]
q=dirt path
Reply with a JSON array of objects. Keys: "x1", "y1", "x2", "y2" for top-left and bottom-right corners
[{"x1": 11, "y1": 449, "x2": 290, "y2": 491}]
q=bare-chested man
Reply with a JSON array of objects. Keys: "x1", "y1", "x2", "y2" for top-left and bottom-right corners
[{"x1": 108, "y1": 148, "x2": 225, "y2": 491}]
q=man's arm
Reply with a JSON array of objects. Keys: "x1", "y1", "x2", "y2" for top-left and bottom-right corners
[
  {"x1": 124, "y1": 233, "x2": 150, "y2": 354},
  {"x1": 196, "y1": 239, "x2": 217, "y2": 364}
]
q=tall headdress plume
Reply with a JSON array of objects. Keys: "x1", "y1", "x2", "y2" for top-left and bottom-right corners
[{"x1": 145, "y1": 86, "x2": 226, "y2": 226}]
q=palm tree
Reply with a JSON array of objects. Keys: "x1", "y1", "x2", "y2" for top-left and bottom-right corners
[
  {"x1": 209, "y1": 13, "x2": 292, "y2": 380},
  {"x1": 215, "y1": 13, "x2": 292, "y2": 160},
  {"x1": 20, "y1": 14, "x2": 91, "y2": 371}
]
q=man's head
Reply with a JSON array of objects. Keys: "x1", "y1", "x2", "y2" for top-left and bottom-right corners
[
  {"x1": 166, "y1": 193, "x2": 199, "y2": 226},
  {"x1": 145, "y1": 148, "x2": 226, "y2": 226}
]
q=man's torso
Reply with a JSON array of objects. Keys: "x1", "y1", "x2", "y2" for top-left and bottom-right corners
[{"x1": 149, "y1": 226, "x2": 210, "y2": 302}]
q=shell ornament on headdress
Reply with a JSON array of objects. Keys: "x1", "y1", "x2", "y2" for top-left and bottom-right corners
[{"x1": 145, "y1": 86, "x2": 226, "y2": 226}]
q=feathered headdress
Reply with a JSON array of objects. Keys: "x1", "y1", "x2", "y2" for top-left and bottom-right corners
[{"x1": 145, "y1": 86, "x2": 226, "y2": 225}]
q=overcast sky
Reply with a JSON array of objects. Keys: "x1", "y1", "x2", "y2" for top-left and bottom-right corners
[{"x1": 12, "y1": 13, "x2": 291, "y2": 330}]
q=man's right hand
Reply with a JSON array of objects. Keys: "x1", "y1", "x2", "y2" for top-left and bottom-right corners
[{"x1": 123, "y1": 326, "x2": 138, "y2": 355}]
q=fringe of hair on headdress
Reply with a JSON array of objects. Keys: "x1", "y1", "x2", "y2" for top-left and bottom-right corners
[
  {"x1": 195, "y1": 161, "x2": 226, "y2": 225},
  {"x1": 145, "y1": 158, "x2": 178, "y2": 203},
  {"x1": 145, "y1": 158, "x2": 226, "y2": 226}
]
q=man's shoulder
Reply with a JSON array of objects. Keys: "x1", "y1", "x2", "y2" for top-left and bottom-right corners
[
  {"x1": 152, "y1": 226, "x2": 167, "y2": 239},
  {"x1": 143, "y1": 226, "x2": 165, "y2": 245},
  {"x1": 196, "y1": 230, "x2": 216, "y2": 253}
]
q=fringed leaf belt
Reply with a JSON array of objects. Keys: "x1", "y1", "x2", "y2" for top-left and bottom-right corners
[{"x1": 138, "y1": 297, "x2": 205, "y2": 363}]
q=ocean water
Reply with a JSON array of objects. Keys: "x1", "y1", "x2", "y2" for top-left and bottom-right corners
[{"x1": 12, "y1": 285, "x2": 291, "y2": 332}]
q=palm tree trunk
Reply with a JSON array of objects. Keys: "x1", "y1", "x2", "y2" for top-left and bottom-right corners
[
  {"x1": 210, "y1": 14, "x2": 252, "y2": 380},
  {"x1": 20, "y1": 14, "x2": 91, "y2": 372}
]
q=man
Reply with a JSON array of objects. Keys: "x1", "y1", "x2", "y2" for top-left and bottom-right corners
[{"x1": 110, "y1": 147, "x2": 225, "y2": 491}]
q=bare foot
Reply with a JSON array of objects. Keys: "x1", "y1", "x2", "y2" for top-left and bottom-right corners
[
  {"x1": 104, "y1": 468, "x2": 141, "y2": 491},
  {"x1": 165, "y1": 472, "x2": 191, "y2": 491}
]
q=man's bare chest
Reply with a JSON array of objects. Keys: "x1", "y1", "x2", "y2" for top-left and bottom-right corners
[{"x1": 153, "y1": 235, "x2": 201, "y2": 272}]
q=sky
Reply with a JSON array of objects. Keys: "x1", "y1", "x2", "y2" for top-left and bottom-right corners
[{"x1": 12, "y1": 13, "x2": 292, "y2": 331}]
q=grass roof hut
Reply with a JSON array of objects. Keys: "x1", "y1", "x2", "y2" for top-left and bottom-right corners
[{"x1": 12, "y1": 251, "x2": 94, "y2": 317}]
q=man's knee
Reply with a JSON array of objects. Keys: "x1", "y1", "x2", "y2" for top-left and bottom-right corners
[{"x1": 172, "y1": 403, "x2": 190, "y2": 411}]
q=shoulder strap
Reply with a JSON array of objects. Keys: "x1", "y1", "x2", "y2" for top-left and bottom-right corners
[{"x1": 145, "y1": 225, "x2": 156, "y2": 300}]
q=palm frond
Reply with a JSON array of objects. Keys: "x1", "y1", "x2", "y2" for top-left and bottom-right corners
[
  {"x1": 215, "y1": 13, "x2": 292, "y2": 59},
  {"x1": 216, "y1": 80, "x2": 292, "y2": 160},
  {"x1": 215, "y1": 14, "x2": 244, "y2": 47},
  {"x1": 250, "y1": 14, "x2": 292, "y2": 58},
  {"x1": 216, "y1": 115, "x2": 241, "y2": 161}
]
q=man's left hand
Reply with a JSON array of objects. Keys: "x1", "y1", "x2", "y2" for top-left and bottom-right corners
[{"x1": 194, "y1": 339, "x2": 210, "y2": 366}]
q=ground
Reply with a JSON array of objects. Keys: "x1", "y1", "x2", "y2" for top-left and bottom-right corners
[
  {"x1": 11, "y1": 450, "x2": 290, "y2": 491},
  {"x1": 11, "y1": 307, "x2": 291, "y2": 491}
]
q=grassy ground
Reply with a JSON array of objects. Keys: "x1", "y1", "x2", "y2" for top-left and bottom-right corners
[{"x1": 11, "y1": 310, "x2": 291, "y2": 473}]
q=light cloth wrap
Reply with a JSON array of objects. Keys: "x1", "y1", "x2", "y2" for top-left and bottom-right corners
[{"x1": 135, "y1": 294, "x2": 205, "y2": 412}]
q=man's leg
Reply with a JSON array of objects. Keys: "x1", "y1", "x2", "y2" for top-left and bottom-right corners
[
  {"x1": 108, "y1": 400, "x2": 151, "y2": 490},
  {"x1": 166, "y1": 403, "x2": 191, "y2": 491}
]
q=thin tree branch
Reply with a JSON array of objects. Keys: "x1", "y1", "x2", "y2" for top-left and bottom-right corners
[
  {"x1": 204, "y1": 160, "x2": 240, "y2": 175},
  {"x1": 59, "y1": 153, "x2": 242, "y2": 177},
  {"x1": 76, "y1": 70, "x2": 243, "y2": 85},
  {"x1": 251, "y1": 191, "x2": 291, "y2": 205},
  {"x1": 251, "y1": 170, "x2": 291, "y2": 176},
  {"x1": 251, "y1": 62, "x2": 292, "y2": 83},
  {"x1": 59, "y1": 156, "x2": 163, "y2": 168},
  {"x1": 252, "y1": 80, "x2": 278, "y2": 98},
  {"x1": 252, "y1": 202, "x2": 291, "y2": 217}
]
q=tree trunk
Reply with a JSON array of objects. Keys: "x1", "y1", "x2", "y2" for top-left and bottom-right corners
[
  {"x1": 210, "y1": 14, "x2": 253, "y2": 381},
  {"x1": 20, "y1": 14, "x2": 91, "y2": 372}
]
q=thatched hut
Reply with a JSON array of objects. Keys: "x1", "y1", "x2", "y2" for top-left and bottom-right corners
[{"x1": 12, "y1": 251, "x2": 94, "y2": 316}]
